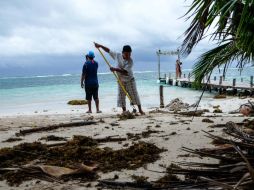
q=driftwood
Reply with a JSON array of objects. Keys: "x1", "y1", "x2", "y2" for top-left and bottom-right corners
[
  {"x1": 178, "y1": 110, "x2": 204, "y2": 117},
  {"x1": 98, "y1": 180, "x2": 153, "y2": 189},
  {"x1": 16, "y1": 121, "x2": 97, "y2": 136},
  {"x1": 47, "y1": 136, "x2": 127, "y2": 148},
  {"x1": 163, "y1": 121, "x2": 254, "y2": 189}
]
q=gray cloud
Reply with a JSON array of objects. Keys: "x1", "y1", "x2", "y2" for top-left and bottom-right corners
[{"x1": 0, "y1": 0, "x2": 214, "y2": 75}]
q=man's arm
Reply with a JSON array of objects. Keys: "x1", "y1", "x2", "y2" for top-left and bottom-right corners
[
  {"x1": 94, "y1": 42, "x2": 127, "y2": 75},
  {"x1": 81, "y1": 74, "x2": 85, "y2": 88},
  {"x1": 94, "y1": 42, "x2": 110, "y2": 53},
  {"x1": 110, "y1": 67, "x2": 128, "y2": 75}
]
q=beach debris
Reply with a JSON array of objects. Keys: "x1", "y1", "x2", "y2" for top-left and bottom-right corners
[
  {"x1": 2, "y1": 137, "x2": 23, "y2": 143},
  {"x1": 165, "y1": 98, "x2": 189, "y2": 111},
  {"x1": 98, "y1": 179, "x2": 153, "y2": 189},
  {"x1": 110, "y1": 122, "x2": 119, "y2": 126},
  {"x1": 146, "y1": 121, "x2": 254, "y2": 189},
  {"x1": 239, "y1": 101, "x2": 254, "y2": 116},
  {"x1": 201, "y1": 118, "x2": 214, "y2": 123},
  {"x1": 170, "y1": 132, "x2": 177, "y2": 135},
  {"x1": 117, "y1": 111, "x2": 135, "y2": 120},
  {"x1": 213, "y1": 108, "x2": 223, "y2": 113},
  {"x1": 213, "y1": 94, "x2": 226, "y2": 99},
  {"x1": 148, "y1": 108, "x2": 170, "y2": 114},
  {"x1": 127, "y1": 129, "x2": 162, "y2": 140},
  {"x1": 141, "y1": 130, "x2": 162, "y2": 138},
  {"x1": 131, "y1": 175, "x2": 149, "y2": 185},
  {"x1": 0, "y1": 136, "x2": 164, "y2": 186},
  {"x1": 178, "y1": 110, "x2": 204, "y2": 117},
  {"x1": 67, "y1": 100, "x2": 87, "y2": 105},
  {"x1": 39, "y1": 135, "x2": 68, "y2": 141},
  {"x1": 98, "y1": 164, "x2": 180, "y2": 189},
  {"x1": 203, "y1": 109, "x2": 210, "y2": 112},
  {"x1": 16, "y1": 120, "x2": 97, "y2": 136}
]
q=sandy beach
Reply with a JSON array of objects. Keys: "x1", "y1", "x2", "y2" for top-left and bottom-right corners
[{"x1": 0, "y1": 96, "x2": 251, "y2": 190}]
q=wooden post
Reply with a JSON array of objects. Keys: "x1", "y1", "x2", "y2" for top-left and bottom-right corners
[
  {"x1": 157, "y1": 50, "x2": 161, "y2": 79},
  {"x1": 219, "y1": 76, "x2": 223, "y2": 85},
  {"x1": 184, "y1": 73, "x2": 186, "y2": 78},
  {"x1": 233, "y1": 78, "x2": 236, "y2": 87},
  {"x1": 214, "y1": 76, "x2": 216, "y2": 81},
  {"x1": 160, "y1": 85, "x2": 164, "y2": 108},
  {"x1": 251, "y1": 76, "x2": 253, "y2": 87},
  {"x1": 188, "y1": 73, "x2": 190, "y2": 82}
]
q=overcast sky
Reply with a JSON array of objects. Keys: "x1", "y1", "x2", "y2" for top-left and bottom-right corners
[{"x1": 0, "y1": 0, "x2": 213, "y2": 76}]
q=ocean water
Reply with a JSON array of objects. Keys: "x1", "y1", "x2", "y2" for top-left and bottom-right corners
[{"x1": 1, "y1": 67, "x2": 253, "y2": 116}]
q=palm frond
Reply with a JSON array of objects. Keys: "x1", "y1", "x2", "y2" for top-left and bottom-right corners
[{"x1": 192, "y1": 42, "x2": 250, "y2": 83}]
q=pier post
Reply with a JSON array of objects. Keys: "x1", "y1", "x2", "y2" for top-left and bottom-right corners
[
  {"x1": 159, "y1": 85, "x2": 164, "y2": 108},
  {"x1": 233, "y1": 79, "x2": 236, "y2": 87},
  {"x1": 188, "y1": 73, "x2": 190, "y2": 82},
  {"x1": 184, "y1": 73, "x2": 186, "y2": 78},
  {"x1": 214, "y1": 76, "x2": 216, "y2": 81},
  {"x1": 219, "y1": 76, "x2": 222, "y2": 85},
  {"x1": 251, "y1": 76, "x2": 253, "y2": 87}
]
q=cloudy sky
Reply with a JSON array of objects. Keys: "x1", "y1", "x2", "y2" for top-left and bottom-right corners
[{"x1": 0, "y1": 0, "x2": 213, "y2": 76}]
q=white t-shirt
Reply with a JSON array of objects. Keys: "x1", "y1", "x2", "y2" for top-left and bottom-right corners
[{"x1": 109, "y1": 50, "x2": 134, "y2": 82}]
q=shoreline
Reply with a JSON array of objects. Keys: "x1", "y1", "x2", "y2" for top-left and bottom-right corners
[{"x1": 0, "y1": 95, "x2": 252, "y2": 117}]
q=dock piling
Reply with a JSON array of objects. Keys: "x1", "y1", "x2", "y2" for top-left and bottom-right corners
[
  {"x1": 219, "y1": 76, "x2": 222, "y2": 85},
  {"x1": 160, "y1": 85, "x2": 164, "y2": 108},
  {"x1": 233, "y1": 78, "x2": 236, "y2": 87}
]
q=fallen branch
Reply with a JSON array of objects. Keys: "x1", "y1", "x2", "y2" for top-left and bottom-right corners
[{"x1": 16, "y1": 121, "x2": 97, "y2": 136}]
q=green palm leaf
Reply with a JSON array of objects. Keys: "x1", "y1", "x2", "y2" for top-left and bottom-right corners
[{"x1": 181, "y1": 0, "x2": 254, "y2": 83}]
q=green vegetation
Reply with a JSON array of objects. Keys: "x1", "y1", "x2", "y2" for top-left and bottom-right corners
[
  {"x1": 67, "y1": 100, "x2": 87, "y2": 105},
  {"x1": 182, "y1": 0, "x2": 254, "y2": 83}
]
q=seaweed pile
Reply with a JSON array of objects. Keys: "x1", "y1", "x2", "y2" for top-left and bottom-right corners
[
  {"x1": 99, "y1": 120, "x2": 254, "y2": 189},
  {"x1": 67, "y1": 100, "x2": 87, "y2": 105},
  {"x1": 0, "y1": 135, "x2": 164, "y2": 186}
]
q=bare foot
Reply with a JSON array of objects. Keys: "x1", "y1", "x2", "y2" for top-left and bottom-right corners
[{"x1": 139, "y1": 111, "x2": 145, "y2": 115}]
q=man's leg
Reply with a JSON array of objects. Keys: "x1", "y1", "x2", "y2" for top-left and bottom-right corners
[
  {"x1": 87, "y1": 100, "x2": 92, "y2": 113},
  {"x1": 85, "y1": 86, "x2": 92, "y2": 113},
  {"x1": 125, "y1": 79, "x2": 144, "y2": 114},
  {"x1": 117, "y1": 83, "x2": 126, "y2": 113},
  {"x1": 93, "y1": 86, "x2": 101, "y2": 113},
  {"x1": 137, "y1": 105, "x2": 145, "y2": 115}
]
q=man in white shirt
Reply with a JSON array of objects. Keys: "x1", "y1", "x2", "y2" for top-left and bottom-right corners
[{"x1": 94, "y1": 42, "x2": 144, "y2": 115}]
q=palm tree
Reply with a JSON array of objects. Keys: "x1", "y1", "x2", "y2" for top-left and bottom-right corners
[{"x1": 181, "y1": 0, "x2": 254, "y2": 83}]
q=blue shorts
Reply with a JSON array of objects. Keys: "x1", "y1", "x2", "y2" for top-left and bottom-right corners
[{"x1": 85, "y1": 85, "x2": 99, "y2": 100}]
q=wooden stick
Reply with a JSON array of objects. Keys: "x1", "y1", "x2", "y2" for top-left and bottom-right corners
[{"x1": 16, "y1": 121, "x2": 97, "y2": 136}]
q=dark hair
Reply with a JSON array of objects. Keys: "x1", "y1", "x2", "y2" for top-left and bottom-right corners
[{"x1": 122, "y1": 45, "x2": 132, "y2": 52}]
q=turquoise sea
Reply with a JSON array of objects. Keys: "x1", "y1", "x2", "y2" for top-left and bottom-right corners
[{"x1": 0, "y1": 67, "x2": 254, "y2": 116}]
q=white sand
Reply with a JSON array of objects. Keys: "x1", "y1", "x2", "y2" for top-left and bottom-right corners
[{"x1": 0, "y1": 97, "x2": 252, "y2": 190}]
